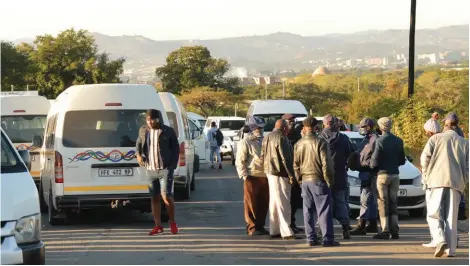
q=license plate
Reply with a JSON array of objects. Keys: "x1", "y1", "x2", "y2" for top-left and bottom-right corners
[
  {"x1": 98, "y1": 168, "x2": 133, "y2": 177},
  {"x1": 398, "y1": 189, "x2": 407, "y2": 196}
]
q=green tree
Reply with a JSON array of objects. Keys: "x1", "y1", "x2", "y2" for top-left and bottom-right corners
[
  {"x1": 179, "y1": 87, "x2": 234, "y2": 117},
  {"x1": 156, "y1": 46, "x2": 240, "y2": 94},
  {"x1": 31, "y1": 28, "x2": 125, "y2": 98},
  {"x1": 1, "y1": 42, "x2": 35, "y2": 91}
]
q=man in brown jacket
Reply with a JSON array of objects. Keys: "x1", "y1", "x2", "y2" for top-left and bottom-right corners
[
  {"x1": 294, "y1": 117, "x2": 339, "y2": 247},
  {"x1": 236, "y1": 116, "x2": 269, "y2": 236},
  {"x1": 261, "y1": 119, "x2": 296, "y2": 240}
]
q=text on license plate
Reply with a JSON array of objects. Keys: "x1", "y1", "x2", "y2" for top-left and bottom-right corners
[
  {"x1": 398, "y1": 189, "x2": 407, "y2": 196},
  {"x1": 98, "y1": 168, "x2": 133, "y2": 177}
]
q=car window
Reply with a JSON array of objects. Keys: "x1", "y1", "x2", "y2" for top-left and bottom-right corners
[
  {"x1": 62, "y1": 110, "x2": 147, "y2": 148},
  {"x1": 1, "y1": 131, "x2": 27, "y2": 174},
  {"x1": 166, "y1": 112, "x2": 180, "y2": 136},
  {"x1": 255, "y1": 113, "x2": 307, "y2": 132},
  {"x1": 1, "y1": 115, "x2": 47, "y2": 143},
  {"x1": 219, "y1": 120, "x2": 245, "y2": 131}
]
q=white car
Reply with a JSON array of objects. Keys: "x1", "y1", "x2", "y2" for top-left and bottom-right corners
[
  {"x1": 220, "y1": 136, "x2": 234, "y2": 158},
  {"x1": 344, "y1": 131, "x2": 426, "y2": 217},
  {"x1": 1, "y1": 128, "x2": 45, "y2": 265}
]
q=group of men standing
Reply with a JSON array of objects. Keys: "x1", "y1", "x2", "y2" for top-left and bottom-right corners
[{"x1": 236, "y1": 113, "x2": 409, "y2": 247}]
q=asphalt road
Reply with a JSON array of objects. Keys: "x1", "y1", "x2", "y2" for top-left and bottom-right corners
[{"x1": 42, "y1": 160, "x2": 469, "y2": 265}]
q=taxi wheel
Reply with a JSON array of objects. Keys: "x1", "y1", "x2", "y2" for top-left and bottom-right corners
[
  {"x1": 48, "y1": 190, "x2": 63, "y2": 225},
  {"x1": 38, "y1": 181, "x2": 47, "y2": 213}
]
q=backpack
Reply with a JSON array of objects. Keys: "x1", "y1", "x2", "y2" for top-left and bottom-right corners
[{"x1": 214, "y1": 129, "x2": 224, "y2": 146}]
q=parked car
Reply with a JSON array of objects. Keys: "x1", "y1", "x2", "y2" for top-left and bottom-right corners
[
  {"x1": 344, "y1": 131, "x2": 426, "y2": 217},
  {"x1": 1, "y1": 128, "x2": 45, "y2": 265}
]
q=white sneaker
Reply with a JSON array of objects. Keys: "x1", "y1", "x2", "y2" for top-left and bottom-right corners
[
  {"x1": 422, "y1": 242, "x2": 436, "y2": 248},
  {"x1": 445, "y1": 249, "x2": 456, "y2": 257}
]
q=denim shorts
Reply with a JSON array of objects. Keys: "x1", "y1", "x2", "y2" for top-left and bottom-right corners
[{"x1": 148, "y1": 169, "x2": 174, "y2": 197}]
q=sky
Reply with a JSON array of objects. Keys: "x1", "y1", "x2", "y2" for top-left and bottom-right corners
[{"x1": 1, "y1": 0, "x2": 469, "y2": 41}]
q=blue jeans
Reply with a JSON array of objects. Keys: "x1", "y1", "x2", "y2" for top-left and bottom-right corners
[
  {"x1": 210, "y1": 146, "x2": 221, "y2": 164},
  {"x1": 358, "y1": 177, "x2": 378, "y2": 220},
  {"x1": 332, "y1": 189, "x2": 350, "y2": 226},
  {"x1": 302, "y1": 180, "x2": 334, "y2": 244}
]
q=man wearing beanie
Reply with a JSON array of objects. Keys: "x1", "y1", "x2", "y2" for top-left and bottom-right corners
[
  {"x1": 370, "y1": 117, "x2": 406, "y2": 240},
  {"x1": 236, "y1": 116, "x2": 270, "y2": 236}
]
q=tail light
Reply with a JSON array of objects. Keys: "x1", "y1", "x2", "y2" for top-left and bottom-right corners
[
  {"x1": 55, "y1": 151, "x2": 64, "y2": 183},
  {"x1": 179, "y1": 142, "x2": 186, "y2": 167}
]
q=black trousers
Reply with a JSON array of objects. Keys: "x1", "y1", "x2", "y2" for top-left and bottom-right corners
[{"x1": 290, "y1": 183, "x2": 302, "y2": 227}]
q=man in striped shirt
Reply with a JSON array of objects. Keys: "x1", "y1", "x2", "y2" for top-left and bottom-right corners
[{"x1": 136, "y1": 109, "x2": 180, "y2": 236}]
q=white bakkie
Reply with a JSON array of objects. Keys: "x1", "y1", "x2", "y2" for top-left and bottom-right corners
[
  {"x1": 1, "y1": 91, "x2": 51, "y2": 187},
  {"x1": 36, "y1": 84, "x2": 170, "y2": 225},
  {"x1": 1, "y1": 128, "x2": 45, "y2": 265}
]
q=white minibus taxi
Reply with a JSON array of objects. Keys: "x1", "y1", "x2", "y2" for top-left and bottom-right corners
[
  {"x1": 34, "y1": 84, "x2": 169, "y2": 224},
  {"x1": 159, "y1": 92, "x2": 197, "y2": 199},
  {"x1": 1, "y1": 93, "x2": 51, "y2": 187}
]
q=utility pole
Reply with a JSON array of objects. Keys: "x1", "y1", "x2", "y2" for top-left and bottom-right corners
[
  {"x1": 357, "y1": 77, "x2": 360, "y2": 92},
  {"x1": 408, "y1": 0, "x2": 417, "y2": 98},
  {"x1": 234, "y1": 103, "x2": 239, "y2": 116},
  {"x1": 11, "y1": 85, "x2": 14, "y2": 92}
]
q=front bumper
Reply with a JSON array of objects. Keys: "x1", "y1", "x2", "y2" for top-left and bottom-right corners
[
  {"x1": 348, "y1": 185, "x2": 426, "y2": 210},
  {"x1": 1, "y1": 237, "x2": 45, "y2": 265}
]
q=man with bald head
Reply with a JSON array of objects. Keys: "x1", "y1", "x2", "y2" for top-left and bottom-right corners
[{"x1": 261, "y1": 119, "x2": 297, "y2": 240}]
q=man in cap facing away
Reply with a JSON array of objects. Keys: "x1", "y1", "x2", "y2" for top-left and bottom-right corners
[
  {"x1": 236, "y1": 116, "x2": 269, "y2": 236},
  {"x1": 294, "y1": 116, "x2": 339, "y2": 247},
  {"x1": 261, "y1": 119, "x2": 297, "y2": 240},
  {"x1": 282, "y1": 113, "x2": 304, "y2": 233},
  {"x1": 320, "y1": 114, "x2": 353, "y2": 239},
  {"x1": 370, "y1": 117, "x2": 406, "y2": 240},
  {"x1": 350, "y1": 118, "x2": 379, "y2": 235},
  {"x1": 421, "y1": 115, "x2": 468, "y2": 257}
]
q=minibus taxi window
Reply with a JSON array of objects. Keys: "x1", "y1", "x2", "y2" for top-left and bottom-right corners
[
  {"x1": 1, "y1": 115, "x2": 47, "y2": 143},
  {"x1": 62, "y1": 110, "x2": 149, "y2": 148},
  {"x1": 1, "y1": 131, "x2": 27, "y2": 174}
]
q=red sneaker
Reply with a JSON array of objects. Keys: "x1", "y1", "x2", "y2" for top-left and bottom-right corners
[
  {"x1": 148, "y1": 225, "x2": 164, "y2": 235},
  {"x1": 170, "y1": 222, "x2": 179, "y2": 234}
]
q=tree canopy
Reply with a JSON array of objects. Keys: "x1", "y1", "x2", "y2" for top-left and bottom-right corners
[{"x1": 155, "y1": 46, "x2": 241, "y2": 95}]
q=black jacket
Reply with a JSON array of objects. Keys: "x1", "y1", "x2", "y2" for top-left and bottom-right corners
[
  {"x1": 261, "y1": 129, "x2": 294, "y2": 178},
  {"x1": 135, "y1": 125, "x2": 180, "y2": 170},
  {"x1": 320, "y1": 129, "x2": 353, "y2": 189},
  {"x1": 370, "y1": 132, "x2": 406, "y2": 175}
]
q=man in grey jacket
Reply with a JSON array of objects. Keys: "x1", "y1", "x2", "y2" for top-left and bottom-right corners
[
  {"x1": 261, "y1": 119, "x2": 296, "y2": 240},
  {"x1": 421, "y1": 116, "x2": 469, "y2": 257},
  {"x1": 236, "y1": 116, "x2": 269, "y2": 236},
  {"x1": 370, "y1": 117, "x2": 406, "y2": 240}
]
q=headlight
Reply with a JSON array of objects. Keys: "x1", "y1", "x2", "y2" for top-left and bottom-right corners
[
  {"x1": 412, "y1": 175, "x2": 422, "y2": 187},
  {"x1": 348, "y1": 176, "x2": 361, "y2": 187},
  {"x1": 14, "y1": 213, "x2": 41, "y2": 245}
]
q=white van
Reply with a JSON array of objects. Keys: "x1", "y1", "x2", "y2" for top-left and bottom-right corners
[
  {"x1": 159, "y1": 92, "x2": 196, "y2": 199},
  {"x1": 1, "y1": 93, "x2": 51, "y2": 187},
  {"x1": 1, "y1": 128, "x2": 45, "y2": 265},
  {"x1": 187, "y1": 113, "x2": 209, "y2": 167},
  {"x1": 34, "y1": 84, "x2": 170, "y2": 225}
]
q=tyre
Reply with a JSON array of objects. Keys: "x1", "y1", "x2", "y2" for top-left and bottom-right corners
[
  {"x1": 38, "y1": 180, "x2": 47, "y2": 213},
  {"x1": 48, "y1": 189, "x2": 63, "y2": 225},
  {"x1": 194, "y1": 154, "x2": 200, "y2": 173},
  {"x1": 180, "y1": 174, "x2": 191, "y2": 200},
  {"x1": 231, "y1": 154, "x2": 235, "y2": 166},
  {"x1": 190, "y1": 172, "x2": 196, "y2": 191},
  {"x1": 408, "y1": 208, "x2": 425, "y2": 218}
]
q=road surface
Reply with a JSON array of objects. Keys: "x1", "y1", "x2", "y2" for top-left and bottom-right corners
[{"x1": 42, "y1": 161, "x2": 469, "y2": 265}]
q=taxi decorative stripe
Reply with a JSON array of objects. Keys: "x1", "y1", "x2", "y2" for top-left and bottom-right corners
[
  {"x1": 16, "y1": 144, "x2": 40, "y2": 151},
  {"x1": 68, "y1": 150, "x2": 136, "y2": 163},
  {"x1": 64, "y1": 185, "x2": 147, "y2": 192}
]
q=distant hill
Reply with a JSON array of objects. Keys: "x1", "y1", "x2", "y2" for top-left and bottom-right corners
[{"x1": 12, "y1": 25, "x2": 469, "y2": 73}]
